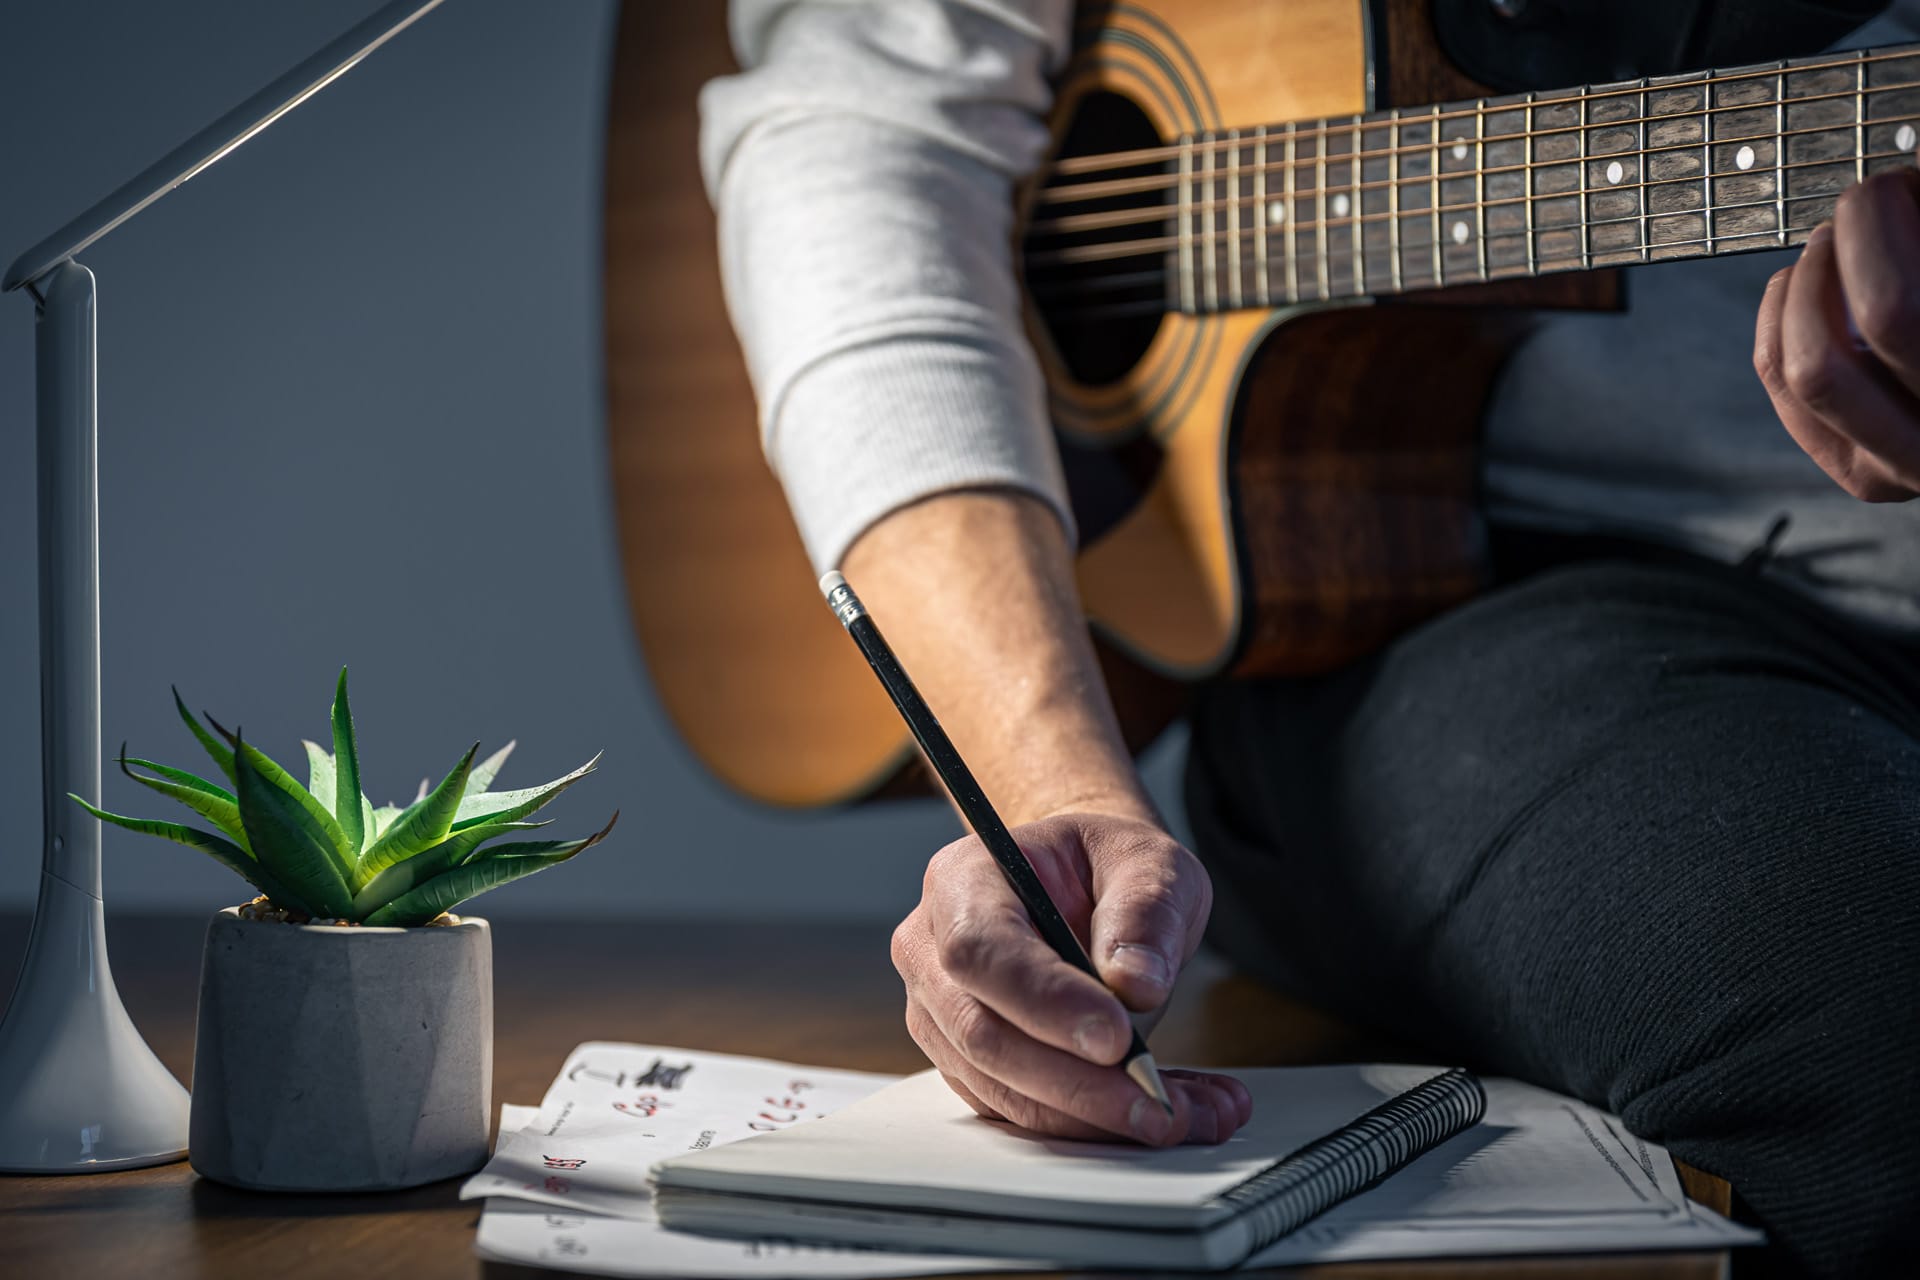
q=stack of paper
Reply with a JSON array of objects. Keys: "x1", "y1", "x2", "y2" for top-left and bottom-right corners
[{"x1": 464, "y1": 1043, "x2": 1758, "y2": 1277}]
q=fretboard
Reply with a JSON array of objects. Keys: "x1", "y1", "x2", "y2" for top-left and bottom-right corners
[{"x1": 1025, "y1": 44, "x2": 1920, "y2": 315}]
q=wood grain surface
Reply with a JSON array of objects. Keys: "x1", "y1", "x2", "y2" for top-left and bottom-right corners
[{"x1": 0, "y1": 913, "x2": 1732, "y2": 1280}]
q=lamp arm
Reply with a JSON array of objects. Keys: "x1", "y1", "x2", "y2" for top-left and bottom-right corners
[{"x1": 3, "y1": 0, "x2": 447, "y2": 293}]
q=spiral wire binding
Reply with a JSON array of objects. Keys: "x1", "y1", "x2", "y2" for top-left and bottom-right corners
[{"x1": 1214, "y1": 1068, "x2": 1487, "y2": 1256}]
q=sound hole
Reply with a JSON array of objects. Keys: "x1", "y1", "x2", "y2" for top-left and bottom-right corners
[{"x1": 1024, "y1": 91, "x2": 1170, "y2": 387}]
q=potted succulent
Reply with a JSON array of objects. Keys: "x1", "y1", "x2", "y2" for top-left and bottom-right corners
[{"x1": 73, "y1": 670, "x2": 616, "y2": 1192}]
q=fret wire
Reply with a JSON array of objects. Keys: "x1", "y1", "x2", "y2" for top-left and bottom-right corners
[
  {"x1": 1315, "y1": 125, "x2": 1329, "y2": 300},
  {"x1": 1047, "y1": 46, "x2": 1920, "y2": 178},
  {"x1": 1523, "y1": 92, "x2": 1537, "y2": 276},
  {"x1": 1703, "y1": 81, "x2": 1715, "y2": 256},
  {"x1": 1254, "y1": 125, "x2": 1270, "y2": 307},
  {"x1": 1202, "y1": 129, "x2": 1218, "y2": 312},
  {"x1": 1578, "y1": 90, "x2": 1591, "y2": 268},
  {"x1": 1177, "y1": 135, "x2": 1194, "y2": 313},
  {"x1": 1351, "y1": 116, "x2": 1364, "y2": 295},
  {"x1": 1637, "y1": 79, "x2": 1650, "y2": 263},
  {"x1": 1388, "y1": 112, "x2": 1403, "y2": 292},
  {"x1": 1431, "y1": 104, "x2": 1444, "y2": 286},
  {"x1": 1857, "y1": 52, "x2": 1868, "y2": 185},
  {"x1": 1474, "y1": 100, "x2": 1489, "y2": 280},
  {"x1": 1227, "y1": 128, "x2": 1242, "y2": 309},
  {"x1": 1283, "y1": 122, "x2": 1299, "y2": 302},
  {"x1": 1776, "y1": 63, "x2": 1788, "y2": 246}
]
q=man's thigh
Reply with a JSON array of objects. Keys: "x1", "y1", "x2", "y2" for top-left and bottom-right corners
[{"x1": 1183, "y1": 556, "x2": 1920, "y2": 1273}]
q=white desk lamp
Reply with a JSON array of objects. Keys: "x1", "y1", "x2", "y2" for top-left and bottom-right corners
[{"x1": 0, "y1": 0, "x2": 448, "y2": 1173}]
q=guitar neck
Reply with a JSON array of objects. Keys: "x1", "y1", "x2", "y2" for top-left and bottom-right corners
[{"x1": 1028, "y1": 43, "x2": 1920, "y2": 313}]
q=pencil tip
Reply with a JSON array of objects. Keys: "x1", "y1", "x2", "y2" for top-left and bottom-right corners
[{"x1": 1126, "y1": 1052, "x2": 1174, "y2": 1115}]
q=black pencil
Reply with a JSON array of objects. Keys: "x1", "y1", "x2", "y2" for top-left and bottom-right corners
[{"x1": 820, "y1": 571, "x2": 1174, "y2": 1118}]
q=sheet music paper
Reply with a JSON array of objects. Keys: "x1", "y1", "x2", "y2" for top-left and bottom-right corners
[{"x1": 462, "y1": 1043, "x2": 911, "y2": 1219}]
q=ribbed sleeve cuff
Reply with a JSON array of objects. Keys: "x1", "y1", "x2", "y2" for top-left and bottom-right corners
[{"x1": 768, "y1": 336, "x2": 1077, "y2": 572}]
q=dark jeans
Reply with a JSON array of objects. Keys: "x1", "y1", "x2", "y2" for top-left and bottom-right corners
[{"x1": 1184, "y1": 549, "x2": 1920, "y2": 1279}]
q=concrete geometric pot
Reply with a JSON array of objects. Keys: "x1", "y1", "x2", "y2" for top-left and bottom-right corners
[{"x1": 188, "y1": 907, "x2": 492, "y2": 1191}]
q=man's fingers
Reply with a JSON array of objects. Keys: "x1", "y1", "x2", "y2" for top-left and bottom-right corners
[
  {"x1": 907, "y1": 998, "x2": 1179, "y2": 1142},
  {"x1": 920, "y1": 837, "x2": 1136, "y2": 1065},
  {"x1": 913, "y1": 963, "x2": 1196, "y2": 1145},
  {"x1": 1835, "y1": 169, "x2": 1920, "y2": 397},
  {"x1": 1085, "y1": 829, "x2": 1212, "y2": 1012},
  {"x1": 1166, "y1": 1068, "x2": 1255, "y2": 1129},
  {"x1": 1776, "y1": 225, "x2": 1920, "y2": 498}
]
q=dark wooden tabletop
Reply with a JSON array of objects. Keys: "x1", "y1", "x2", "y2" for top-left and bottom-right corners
[{"x1": 0, "y1": 913, "x2": 1732, "y2": 1280}]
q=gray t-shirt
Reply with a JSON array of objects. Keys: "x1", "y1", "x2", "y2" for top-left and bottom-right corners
[{"x1": 702, "y1": 0, "x2": 1920, "y2": 638}]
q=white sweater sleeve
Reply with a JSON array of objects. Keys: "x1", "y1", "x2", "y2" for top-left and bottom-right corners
[{"x1": 699, "y1": 0, "x2": 1077, "y2": 572}]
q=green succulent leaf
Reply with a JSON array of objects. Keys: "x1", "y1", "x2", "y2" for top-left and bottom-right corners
[
  {"x1": 119, "y1": 751, "x2": 250, "y2": 850},
  {"x1": 68, "y1": 795, "x2": 315, "y2": 915},
  {"x1": 302, "y1": 740, "x2": 336, "y2": 814},
  {"x1": 348, "y1": 818, "x2": 549, "y2": 918},
  {"x1": 353, "y1": 743, "x2": 479, "y2": 888},
  {"x1": 370, "y1": 803, "x2": 404, "y2": 837},
  {"x1": 331, "y1": 668, "x2": 365, "y2": 854},
  {"x1": 362, "y1": 813, "x2": 617, "y2": 927},
  {"x1": 361, "y1": 793, "x2": 377, "y2": 845},
  {"x1": 452, "y1": 753, "x2": 601, "y2": 830},
  {"x1": 468, "y1": 740, "x2": 516, "y2": 795},
  {"x1": 233, "y1": 735, "x2": 355, "y2": 917},
  {"x1": 172, "y1": 687, "x2": 236, "y2": 785}
]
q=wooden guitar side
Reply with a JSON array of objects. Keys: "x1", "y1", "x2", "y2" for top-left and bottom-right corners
[{"x1": 603, "y1": 0, "x2": 1619, "y2": 808}]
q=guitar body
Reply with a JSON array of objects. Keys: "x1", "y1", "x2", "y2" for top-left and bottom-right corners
[{"x1": 605, "y1": 0, "x2": 1620, "y2": 808}]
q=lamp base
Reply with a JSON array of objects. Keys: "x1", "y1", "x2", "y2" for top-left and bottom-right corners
[{"x1": 0, "y1": 868, "x2": 189, "y2": 1173}]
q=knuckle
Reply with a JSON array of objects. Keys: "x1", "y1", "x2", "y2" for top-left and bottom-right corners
[
  {"x1": 1782, "y1": 343, "x2": 1850, "y2": 410},
  {"x1": 935, "y1": 915, "x2": 998, "y2": 980},
  {"x1": 1853, "y1": 281, "x2": 1920, "y2": 356},
  {"x1": 947, "y1": 998, "x2": 1004, "y2": 1067}
]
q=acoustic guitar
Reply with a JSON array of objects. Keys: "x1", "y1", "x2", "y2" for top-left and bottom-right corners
[{"x1": 604, "y1": 0, "x2": 1919, "y2": 807}]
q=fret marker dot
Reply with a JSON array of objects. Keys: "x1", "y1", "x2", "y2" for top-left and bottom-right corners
[
  {"x1": 1451, "y1": 220, "x2": 1470, "y2": 246},
  {"x1": 1606, "y1": 160, "x2": 1624, "y2": 185},
  {"x1": 1450, "y1": 140, "x2": 1469, "y2": 161},
  {"x1": 1899, "y1": 124, "x2": 1917, "y2": 152},
  {"x1": 1267, "y1": 201, "x2": 1286, "y2": 225},
  {"x1": 1331, "y1": 194, "x2": 1352, "y2": 217},
  {"x1": 1736, "y1": 145, "x2": 1755, "y2": 171}
]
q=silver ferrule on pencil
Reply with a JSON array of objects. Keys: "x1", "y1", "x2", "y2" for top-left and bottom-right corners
[{"x1": 819, "y1": 571, "x2": 868, "y2": 628}]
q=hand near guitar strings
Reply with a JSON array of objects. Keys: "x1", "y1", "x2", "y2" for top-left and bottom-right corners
[{"x1": 1756, "y1": 156, "x2": 1920, "y2": 501}]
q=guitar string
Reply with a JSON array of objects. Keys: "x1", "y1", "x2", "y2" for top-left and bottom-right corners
[
  {"x1": 1039, "y1": 212, "x2": 1837, "y2": 319},
  {"x1": 1026, "y1": 177, "x2": 1851, "y2": 294},
  {"x1": 1023, "y1": 139, "x2": 1916, "y2": 270},
  {"x1": 1032, "y1": 88, "x2": 1918, "y2": 236},
  {"x1": 1035, "y1": 75, "x2": 1920, "y2": 207},
  {"x1": 1025, "y1": 175, "x2": 1869, "y2": 304},
  {"x1": 1045, "y1": 46, "x2": 1919, "y2": 179}
]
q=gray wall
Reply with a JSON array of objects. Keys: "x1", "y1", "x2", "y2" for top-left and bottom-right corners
[{"x1": 0, "y1": 0, "x2": 1189, "y2": 920}]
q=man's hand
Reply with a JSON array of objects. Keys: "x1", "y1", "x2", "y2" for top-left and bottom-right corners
[
  {"x1": 1755, "y1": 164, "x2": 1920, "y2": 502},
  {"x1": 890, "y1": 811, "x2": 1254, "y2": 1148}
]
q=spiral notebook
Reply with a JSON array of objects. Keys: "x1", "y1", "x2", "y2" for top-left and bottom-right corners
[{"x1": 650, "y1": 1064, "x2": 1485, "y2": 1270}]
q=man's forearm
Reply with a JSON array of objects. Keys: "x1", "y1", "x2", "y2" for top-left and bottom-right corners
[{"x1": 840, "y1": 488, "x2": 1157, "y2": 829}]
